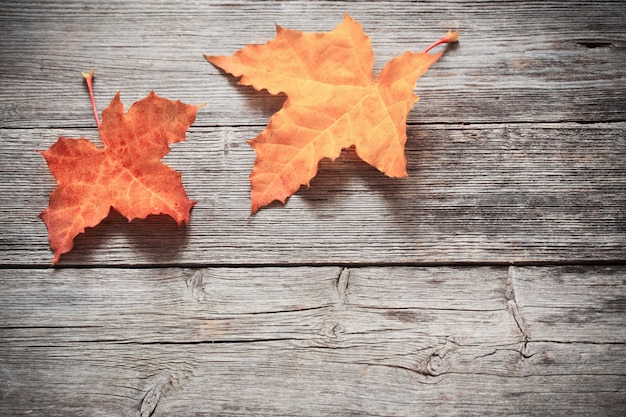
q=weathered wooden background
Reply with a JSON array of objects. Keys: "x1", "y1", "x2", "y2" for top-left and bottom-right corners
[{"x1": 1, "y1": 1, "x2": 624, "y2": 416}]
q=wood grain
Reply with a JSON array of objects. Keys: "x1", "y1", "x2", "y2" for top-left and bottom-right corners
[
  {"x1": 1, "y1": 1, "x2": 624, "y2": 416},
  {"x1": 0, "y1": 1, "x2": 624, "y2": 128},
  {"x1": 1, "y1": 266, "x2": 624, "y2": 416},
  {"x1": 1, "y1": 123, "x2": 623, "y2": 266}
]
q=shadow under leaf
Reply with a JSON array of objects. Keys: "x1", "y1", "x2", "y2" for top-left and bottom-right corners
[{"x1": 56, "y1": 208, "x2": 192, "y2": 266}]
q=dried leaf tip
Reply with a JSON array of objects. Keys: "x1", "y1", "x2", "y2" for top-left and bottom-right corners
[
  {"x1": 446, "y1": 30, "x2": 460, "y2": 43},
  {"x1": 81, "y1": 67, "x2": 95, "y2": 80},
  {"x1": 423, "y1": 30, "x2": 460, "y2": 54}
]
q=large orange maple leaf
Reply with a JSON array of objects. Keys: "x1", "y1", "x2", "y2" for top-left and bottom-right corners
[
  {"x1": 207, "y1": 14, "x2": 457, "y2": 213},
  {"x1": 39, "y1": 72, "x2": 199, "y2": 264}
]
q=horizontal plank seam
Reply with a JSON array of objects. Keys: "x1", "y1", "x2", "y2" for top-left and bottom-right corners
[
  {"x1": 17, "y1": 338, "x2": 305, "y2": 347},
  {"x1": 4, "y1": 259, "x2": 625, "y2": 270},
  {"x1": 3, "y1": 120, "x2": 626, "y2": 130},
  {"x1": 12, "y1": 340, "x2": 624, "y2": 348}
]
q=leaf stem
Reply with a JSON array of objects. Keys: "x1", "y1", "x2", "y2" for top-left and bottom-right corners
[
  {"x1": 423, "y1": 30, "x2": 459, "y2": 54},
  {"x1": 81, "y1": 68, "x2": 101, "y2": 134}
]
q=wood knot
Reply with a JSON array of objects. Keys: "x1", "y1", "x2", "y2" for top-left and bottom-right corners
[{"x1": 324, "y1": 322, "x2": 345, "y2": 338}]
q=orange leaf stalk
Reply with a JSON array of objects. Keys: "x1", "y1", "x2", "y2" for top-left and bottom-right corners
[{"x1": 81, "y1": 68, "x2": 101, "y2": 135}]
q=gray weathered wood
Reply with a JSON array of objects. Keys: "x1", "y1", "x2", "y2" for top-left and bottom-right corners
[
  {"x1": 0, "y1": 1, "x2": 624, "y2": 128},
  {"x1": 1, "y1": 1, "x2": 624, "y2": 416},
  {"x1": 1, "y1": 123, "x2": 623, "y2": 266},
  {"x1": 1, "y1": 266, "x2": 624, "y2": 416}
]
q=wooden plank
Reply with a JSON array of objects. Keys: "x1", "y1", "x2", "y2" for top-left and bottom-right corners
[
  {"x1": 1, "y1": 123, "x2": 624, "y2": 266},
  {"x1": 511, "y1": 265, "x2": 626, "y2": 343},
  {"x1": 2, "y1": 2, "x2": 624, "y2": 416},
  {"x1": 1, "y1": 266, "x2": 624, "y2": 416},
  {"x1": 0, "y1": 1, "x2": 624, "y2": 128}
]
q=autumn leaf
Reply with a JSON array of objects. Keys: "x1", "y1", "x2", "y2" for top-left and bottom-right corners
[
  {"x1": 206, "y1": 14, "x2": 458, "y2": 213},
  {"x1": 39, "y1": 69, "x2": 200, "y2": 264}
]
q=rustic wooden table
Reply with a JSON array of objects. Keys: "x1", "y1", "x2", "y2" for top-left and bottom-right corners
[{"x1": 1, "y1": 1, "x2": 625, "y2": 416}]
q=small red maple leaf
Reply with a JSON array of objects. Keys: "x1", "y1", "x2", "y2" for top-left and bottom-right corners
[{"x1": 39, "y1": 69, "x2": 200, "y2": 264}]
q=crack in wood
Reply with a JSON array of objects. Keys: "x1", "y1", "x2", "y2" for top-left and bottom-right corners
[
  {"x1": 576, "y1": 41, "x2": 614, "y2": 49},
  {"x1": 185, "y1": 269, "x2": 207, "y2": 301},
  {"x1": 335, "y1": 267, "x2": 350, "y2": 306},
  {"x1": 140, "y1": 386, "x2": 161, "y2": 417},
  {"x1": 506, "y1": 266, "x2": 532, "y2": 359},
  {"x1": 127, "y1": 337, "x2": 303, "y2": 345}
]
